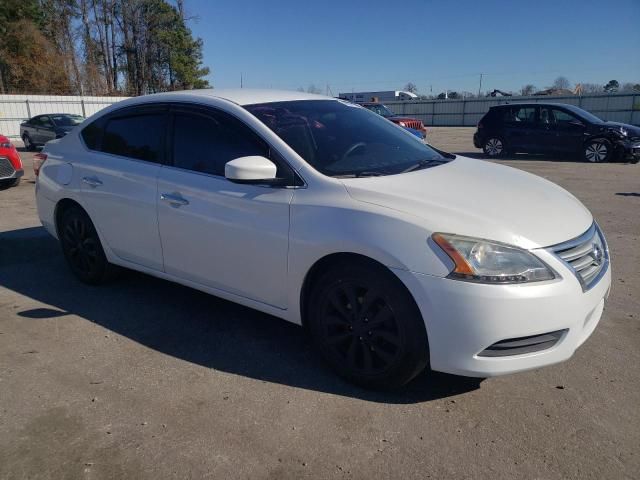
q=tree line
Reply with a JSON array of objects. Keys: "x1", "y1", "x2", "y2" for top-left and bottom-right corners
[{"x1": 0, "y1": 0, "x2": 210, "y2": 96}]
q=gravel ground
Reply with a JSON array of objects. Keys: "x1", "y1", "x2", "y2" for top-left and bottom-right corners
[{"x1": 1, "y1": 129, "x2": 639, "y2": 479}]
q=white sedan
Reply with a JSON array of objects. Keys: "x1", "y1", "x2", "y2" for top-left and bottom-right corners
[{"x1": 34, "y1": 89, "x2": 611, "y2": 389}]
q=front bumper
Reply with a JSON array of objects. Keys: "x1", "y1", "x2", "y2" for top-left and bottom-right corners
[
  {"x1": 0, "y1": 155, "x2": 24, "y2": 181},
  {"x1": 620, "y1": 140, "x2": 640, "y2": 162},
  {"x1": 393, "y1": 248, "x2": 611, "y2": 377}
]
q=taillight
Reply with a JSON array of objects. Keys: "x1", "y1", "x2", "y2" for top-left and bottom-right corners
[{"x1": 33, "y1": 153, "x2": 48, "y2": 176}]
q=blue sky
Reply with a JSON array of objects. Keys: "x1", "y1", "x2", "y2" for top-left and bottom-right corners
[{"x1": 188, "y1": 0, "x2": 640, "y2": 95}]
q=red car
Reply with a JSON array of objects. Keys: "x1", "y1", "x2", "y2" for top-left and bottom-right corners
[
  {"x1": 360, "y1": 102, "x2": 428, "y2": 139},
  {"x1": 0, "y1": 135, "x2": 24, "y2": 187}
]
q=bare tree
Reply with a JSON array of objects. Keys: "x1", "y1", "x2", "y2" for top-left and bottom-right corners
[
  {"x1": 579, "y1": 83, "x2": 603, "y2": 93},
  {"x1": 404, "y1": 82, "x2": 417, "y2": 93},
  {"x1": 552, "y1": 76, "x2": 570, "y2": 90},
  {"x1": 307, "y1": 84, "x2": 322, "y2": 94},
  {"x1": 520, "y1": 84, "x2": 536, "y2": 96},
  {"x1": 621, "y1": 82, "x2": 640, "y2": 92}
]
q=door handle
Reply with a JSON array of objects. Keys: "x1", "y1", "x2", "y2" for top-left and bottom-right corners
[
  {"x1": 160, "y1": 193, "x2": 189, "y2": 207},
  {"x1": 82, "y1": 176, "x2": 103, "y2": 188}
]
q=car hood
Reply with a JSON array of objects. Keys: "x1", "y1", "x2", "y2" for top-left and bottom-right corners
[
  {"x1": 389, "y1": 116, "x2": 422, "y2": 124},
  {"x1": 601, "y1": 121, "x2": 640, "y2": 138},
  {"x1": 341, "y1": 156, "x2": 593, "y2": 249}
]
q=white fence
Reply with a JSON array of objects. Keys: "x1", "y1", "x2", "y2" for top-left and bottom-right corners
[
  {"x1": 386, "y1": 93, "x2": 640, "y2": 127},
  {"x1": 0, "y1": 94, "x2": 129, "y2": 138}
]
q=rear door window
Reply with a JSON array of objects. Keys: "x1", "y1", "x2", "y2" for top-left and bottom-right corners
[
  {"x1": 101, "y1": 113, "x2": 166, "y2": 163},
  {"x1": 503, "y1": 107, "x2": 536, "y2": 123}
]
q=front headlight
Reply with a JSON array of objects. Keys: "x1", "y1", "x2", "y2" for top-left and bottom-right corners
[
  {"x1": 432, "y1": 233, "x2": 556, "y2": 284},
  {"x1": 398, "y1": 121, "x2": 407, "y2": 127}
]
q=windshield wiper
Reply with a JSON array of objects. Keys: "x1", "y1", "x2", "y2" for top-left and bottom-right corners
[
  {"x1": 401, "y1": 159, "x2": 446, "y2": 173},
  {"x1": 333, "y1": 171, "x2": 388, "y2": 178}
]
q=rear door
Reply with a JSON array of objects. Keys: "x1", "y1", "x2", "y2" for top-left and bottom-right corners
[
  {"x1": 75, "y1": 105, "x2": 166, "y2": 271},
  {"x1": 156, "y1": 104, "x2": 294, "y2": 308},
  {"x1": 502, "y1": 106, "x2": 538, "y2": 152}
]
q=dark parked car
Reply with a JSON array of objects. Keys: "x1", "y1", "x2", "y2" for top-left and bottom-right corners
[
  {"x1": 20, "y1": 113, "x2": 84, "y2": 150},
  {"x1": 473, "y1": 103, "x2": 640, "y2": 163}
]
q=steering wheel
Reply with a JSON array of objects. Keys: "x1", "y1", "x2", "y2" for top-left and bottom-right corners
[{"x1": 341, "y1": 142, "x2": 367, "y2": 163}]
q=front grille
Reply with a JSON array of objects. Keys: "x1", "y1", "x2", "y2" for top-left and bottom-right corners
[
  {"x1": 0, "y1": 156, "x2": 15, "y2": 179},
  {"x1": 407, "y1": 120, "x2": 422, "y2": 130},
  {"x1": 478, "y1": 329, "x2": 567, "y2": 357},
  {"x1": 550, "y1": 223, "x2": 608, "y2": 291}
]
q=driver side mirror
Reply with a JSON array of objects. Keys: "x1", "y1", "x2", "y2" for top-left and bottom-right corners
[{"x1": 225, "y1": 156, "x2": 279, "y2": 185}]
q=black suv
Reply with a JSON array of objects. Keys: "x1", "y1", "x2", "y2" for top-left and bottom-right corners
[{"x1": 473, "y1": 103, "x2": 640, "y2": 163}]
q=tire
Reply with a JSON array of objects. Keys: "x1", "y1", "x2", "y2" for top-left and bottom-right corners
[
  {"x1": 483, "y1": 136, "x2": 506, "y2": 158},
  {"x1": 584, "y1": 139, "x2": 611, "y2": 163},
  {"x1": 22, "y1": 134, "x2": 35, "y2": 151},
  {"x1": 59, "y1": 205, "x2": 119, "y2": 285},
  {"x1": 0, "y1": 178, "x2": 20, "y2": 189},
  {"x1": 307, "y1": 260, "x2": 429, "y2": 389}
]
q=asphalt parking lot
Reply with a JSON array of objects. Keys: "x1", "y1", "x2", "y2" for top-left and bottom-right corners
[{"x1": 1, "y1": 128, "x2": 639, "y2": 479}]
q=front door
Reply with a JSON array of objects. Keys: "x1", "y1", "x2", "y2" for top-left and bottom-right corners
[{"x1": 157, "y1": 106, "x2": 293, "y2": 309}]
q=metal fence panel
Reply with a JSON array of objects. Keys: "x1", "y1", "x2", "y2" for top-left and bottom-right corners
[
  {"x1": 0, "y1": 94, "x2": 128, "y2": 138},
  {"x1": 386, "y1": 93, "x2": 638, "y2": 126}
]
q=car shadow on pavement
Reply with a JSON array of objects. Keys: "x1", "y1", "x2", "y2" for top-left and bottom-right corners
[{"x1": 0, "y1": 226, "x2": 482, "y2": 404}]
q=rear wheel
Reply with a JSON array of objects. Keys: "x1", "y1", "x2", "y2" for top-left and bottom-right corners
[
  {"x1": 307, "y1": 261, "x2": 429, "y2": 389},
  {"x1": 483, "y1": 137, "x2": 506, "y2": 158},
  {"x1": 59, "y1": 206, "x2": 118, "y2": 284},
  {"x1": 584, "y1": 139, "x2": 611, "y2": 163}
]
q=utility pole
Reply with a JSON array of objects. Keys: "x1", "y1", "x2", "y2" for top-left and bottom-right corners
[
  {"x1": 478, "y1": 73, "x2": 483, "y2": 97},
  {"x1": 240, "y1": 73, "x2": 243, "y2": 89}
]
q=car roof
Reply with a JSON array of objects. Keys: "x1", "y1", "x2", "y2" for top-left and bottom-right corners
[
  {"x1": 129, "y1": 89, "x2": 332, "y2": 107},
  {"x1": 490, "y1": 102, "x2": 578, "y2": 109}
]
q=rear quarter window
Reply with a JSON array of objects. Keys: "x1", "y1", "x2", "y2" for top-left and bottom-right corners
[{"x1": 81, "y1": 121, "x2": 103, "y2": 150}]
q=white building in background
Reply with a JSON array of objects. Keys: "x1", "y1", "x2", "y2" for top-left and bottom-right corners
[{"x1": 338, "y1": 90, "x2": 418, "y2": 103}]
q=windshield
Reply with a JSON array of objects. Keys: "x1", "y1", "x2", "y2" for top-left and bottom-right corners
[
  {"x1": 52, "y1": 115, "x2": 84, "y2": 127},
  {"x1": 565, "y1": 105, "x2": 603, "y2": 124},
  {"x1": 363, "y1": 103, "x2": 395, "y2": 117},
  {"x1": 245, "y1": 100, "x2": 447, "y2": 177}
]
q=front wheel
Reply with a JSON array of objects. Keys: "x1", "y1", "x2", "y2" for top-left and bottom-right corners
[
  {"x1": 584, "y1": 139, "x2": 611, "y2": 163},
  {"x1": 0, "y1": 178, "x2": 20, "y2": 189},
  {"x1": 483, "y1": 137, "x2": 506, "y2": 158},
  {"x1": 22, "y1": 134, "x2": 35, "y2": 151},
  {"x1": 307, "y1": 261, "x2": 429, "y2": 389}
]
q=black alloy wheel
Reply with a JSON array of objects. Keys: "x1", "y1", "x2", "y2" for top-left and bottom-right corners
[
  {"x1": 59, "y1": 206, "x2": 118, "y2": 284},
  {"x1": 308, "y1": 261, "x2": 429, "y2": 389}
]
